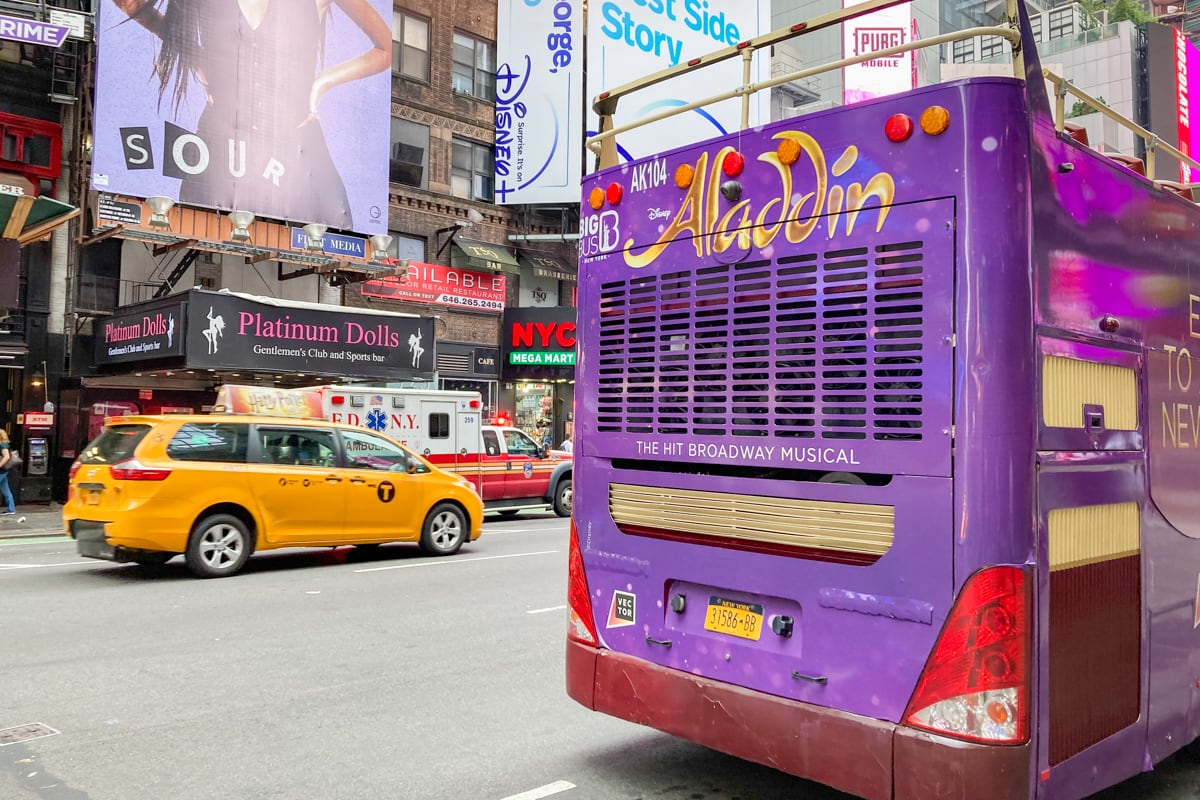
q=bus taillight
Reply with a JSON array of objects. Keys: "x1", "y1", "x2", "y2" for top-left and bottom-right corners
[
  {"x1": 567, "y1": 519, "x2": 599, "y2": 646},
  {"x1": 903, "y1": 566, "x2": 1030, "y2": 744}
]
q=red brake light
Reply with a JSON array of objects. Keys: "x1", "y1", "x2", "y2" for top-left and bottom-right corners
[
  {"x1": 904, "y1": 566, "x2": 1030, "y2": 744},
  {"x1": 68, "y1": 461, "x2": 80, "y2": 481},
  {"x1": 885, "y1": 113, "x2": 914, "y2": 143},
  {"x1": 567, "y1": 519, "x2": 599, "y2": 646},
  {"x1": 109, "y1": 459, "x2": 172, "y2": 481}
]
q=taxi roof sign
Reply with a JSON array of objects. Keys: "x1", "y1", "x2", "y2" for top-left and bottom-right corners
[{"x1": 213, "y1": 385, "x2": 324, "y2": 419}]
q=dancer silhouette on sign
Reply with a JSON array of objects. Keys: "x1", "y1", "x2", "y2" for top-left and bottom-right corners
[
  {"x1": 408, "y1": 329, "x2": 424, "y2": 368},
  {"x1": 204, "y1": 306, "x2": 225, "y2": 354}
]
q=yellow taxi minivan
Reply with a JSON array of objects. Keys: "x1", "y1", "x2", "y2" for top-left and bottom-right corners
[{"x1": 64, "y1": 414, "x2": 484, "y2": 578}]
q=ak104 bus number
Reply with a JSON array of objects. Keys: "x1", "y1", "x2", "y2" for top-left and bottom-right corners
[{"x1": 704, "y1": 597, "x2": 764, "y2": 641}]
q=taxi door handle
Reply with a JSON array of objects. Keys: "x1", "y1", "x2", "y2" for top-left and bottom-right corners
[
  {"x1": 325, "y1": 475, "x2": 342, "y2": 483},
  {"x1": 349, "y1": 477, "x2": 367, "y2": 485}
]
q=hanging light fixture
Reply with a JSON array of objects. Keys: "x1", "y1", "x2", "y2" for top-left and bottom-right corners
[
  {"x1": 369, "y1": 234, "x2": 394, "y2": 261},
  {"x1": 302, "y1": 223, "x2": 327, "y2": 251},
  {"x1": 146, "y1": 196, "x2": 175, "y2": 229},
  {"x1": 229, "y1": 210, "x2": 256, "y2": 242}
]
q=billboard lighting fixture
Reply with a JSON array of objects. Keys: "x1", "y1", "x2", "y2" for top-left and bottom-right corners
[
  {"x1": 302, "y1": 223, "x2": 327, "y2": 251},
  {"x1": 229, "y1": 211, "x2": 256, "y2": 242},
  {"x1": 146, "y1": 196, "x2": 175, "y2": 229},
  {"x1": 369, "y1": 234, "x2": 394, "y2": 261}
]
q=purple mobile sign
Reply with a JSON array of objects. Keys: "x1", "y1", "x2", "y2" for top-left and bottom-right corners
[{"x1": 0, "y1": 14, "x2": 68, "y2": 48}]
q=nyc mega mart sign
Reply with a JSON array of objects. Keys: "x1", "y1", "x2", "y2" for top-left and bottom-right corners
[
  {"x1": 502, "y1": 307, "x2": 577, "y2": 371},
  {"x1": 509, "y1": 351, "x2": 576, "y2": 365}
]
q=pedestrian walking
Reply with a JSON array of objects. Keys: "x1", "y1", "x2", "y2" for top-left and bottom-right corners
[{"x1": 0, "y1": 430, "x2": 17, "y2": 515}]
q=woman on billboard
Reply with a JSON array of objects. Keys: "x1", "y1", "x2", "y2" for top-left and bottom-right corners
[{"x1": 109, "y1": 0, "x2": 390, "y2": 231}]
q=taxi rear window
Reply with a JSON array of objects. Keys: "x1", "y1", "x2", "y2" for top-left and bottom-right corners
[{"x1": 80, "y1": 424, "x2": 151, "y2": 464}]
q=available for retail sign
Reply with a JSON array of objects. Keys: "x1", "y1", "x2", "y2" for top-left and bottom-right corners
[
  {"x1": 185, "y1": 290, "x2": 435, "y2": 381},
  {"x1": 361, "y1": 262, "x2": 506, "y2": 313}
]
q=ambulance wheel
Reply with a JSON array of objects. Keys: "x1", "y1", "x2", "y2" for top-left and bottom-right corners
[
  {"x1": 553, "y1": 478, "x2": 572, "y2": 517},
  {"x1": 420, "y1": 504, "x2": 466, "y2": 556}
]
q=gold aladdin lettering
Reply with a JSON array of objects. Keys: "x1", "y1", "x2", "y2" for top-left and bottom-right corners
[{"x1": 624, "y1": 131, "x2": 896, "y2": 268}]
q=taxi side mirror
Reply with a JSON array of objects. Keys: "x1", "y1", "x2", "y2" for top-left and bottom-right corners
[{"x1": 406, "y1": 456, "x2": 419, "y2": 475}]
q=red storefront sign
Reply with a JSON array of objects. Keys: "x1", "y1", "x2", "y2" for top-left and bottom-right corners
[{"x1": 361, "y1": 261, "x2": 506, "y2": 313}]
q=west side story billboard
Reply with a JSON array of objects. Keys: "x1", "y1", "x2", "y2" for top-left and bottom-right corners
[
  {"x1": 90, "y1": 0, "x2": 391, "y2": 235},
  {"x1": 495, "y1": 0, "x2": 585, "y2": 204},
  {"x1": 585, "y1": 0, "x2": 769, "y2": 164}
]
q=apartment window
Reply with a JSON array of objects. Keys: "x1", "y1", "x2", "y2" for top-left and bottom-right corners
[
  {"x1": 452, "y1": 32, "x2": 496, "y2": 100},
  {"x1": 392, "y1": 11, "x2": 429, "y2": 81},
  {"x1": 1048, "y1": 7, "x2": 1074, "y2": 39},
  {"x1": 980, "y1": 35, "x2": 1004, "y2": 60},
  {"x1": 451, "y1": 139, "x2": 494, "y2": 202},
  {"x1": 1029, "y1": 14, "x2": 1043, "y2": 42},
  {"x1": 952, "y1": 39, "x2": 974, "y2": 63},
  {"x1": 394, "y1": 233, "x2": 425, "y2": 262},
  {"x1": 390, "y1": 118, "x2": 428, "y2": 188}
]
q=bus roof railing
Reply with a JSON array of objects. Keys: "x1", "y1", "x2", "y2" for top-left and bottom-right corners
[
  {"x1": 588, "y1": 0, "x2": 1026, "y2": 169},
  {"x1": 1043, "y1": 68, "x2": 1200, "y2": 190}
]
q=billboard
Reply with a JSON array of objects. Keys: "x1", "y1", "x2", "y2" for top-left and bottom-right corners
[
  {"x1": 843, "y1": 0, "x2": 914, "y2": 106},
  {"x1": 586, "y1": 0, "x2": 769, "y2": 165},
  {"x1": 495, "y1": 0, "x2": 585, "y2": 204},
  {"x1": 186, "y1": 291, "x2": 435, "y2": 381},
  {"x1": 90, "y1": 1, "x2": 390, "y2": 235},
  {"x1": 361, "y1": 262, "x2": 507, "y2": 313},
  {"x1": 1174, "y1": 28, "x2": 1200, "y2": 183}
]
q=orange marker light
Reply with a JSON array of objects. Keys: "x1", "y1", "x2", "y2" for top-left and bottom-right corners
[
  {"x1": 777, "y1": 138, "x2": 801, "y2": 166},
  {"x1": 885, "y1": 113, "x2": 914, "y2": 143},
  {"x1": 588, "y1": 187, "x2": 605, "y2": 210},
  {"x1": 674, "y1": 163, "x2": 695, "y2": 188},
  {"x1": 606, "y1": 182, "x2": 623, "y2": 205},
  {"x1": 920, "y1": 105, "x2": 951, "y2": 136}
]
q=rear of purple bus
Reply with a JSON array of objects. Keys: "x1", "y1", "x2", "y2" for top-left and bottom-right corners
[{"x1": 567, "y1": 6, "x2": 1200, "y2": 800}]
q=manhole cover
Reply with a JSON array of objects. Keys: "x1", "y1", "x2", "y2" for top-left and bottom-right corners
[{"x1": 0, "y1": 723, "x2": 60, "y2": 746}]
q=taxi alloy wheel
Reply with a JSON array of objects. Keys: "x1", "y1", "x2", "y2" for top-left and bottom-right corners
[
  {"x1": 553, "y1": 479, "x2": 572, "y2": 518},
  {"x1": 420, "y1": 503, "x2": 466, "y2": 556},
  {"x1": 186, "y1": 513, "x2": 252, "y2": 578}
]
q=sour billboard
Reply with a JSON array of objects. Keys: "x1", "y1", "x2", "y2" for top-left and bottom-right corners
[
  {"x1": 90, "y1": 0, "x2": 391, "y2": 235},
  {"x1": 495, "y1": 0, "x2": 584, "y2": 204},
  {"x1": 842, "y1": 0, "x2": 915, "y2": 106},
  {"x1": 586, "y1": 0, "x2": 769, "y2": 165}
]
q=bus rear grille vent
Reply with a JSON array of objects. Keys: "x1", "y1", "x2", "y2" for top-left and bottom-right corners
[{"x1": 596, "y1": 240, "x2": 926, "y2": 440}]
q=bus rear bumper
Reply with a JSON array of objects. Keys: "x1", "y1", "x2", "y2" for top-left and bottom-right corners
[{"x1": 566, "y1": 640, "x2": 1030, "y2": 800}]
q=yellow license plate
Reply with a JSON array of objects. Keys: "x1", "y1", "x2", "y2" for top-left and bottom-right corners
[{"x1": 703, "y1": 597, "x2": 764, "y2": 641}]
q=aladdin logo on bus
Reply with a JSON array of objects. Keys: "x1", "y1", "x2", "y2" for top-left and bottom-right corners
[{"x1": 622, "y1": 131, "x2": 895, "y2": 268}]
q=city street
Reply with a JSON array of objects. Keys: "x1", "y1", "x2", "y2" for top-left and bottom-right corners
[{"x1": 0, "y1": 511, "x2": 1197, "y2": 800}]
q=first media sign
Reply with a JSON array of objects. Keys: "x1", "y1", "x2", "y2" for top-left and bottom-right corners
[{"x1": 0, "y1": 14, "x2": 68, "y2": 48}]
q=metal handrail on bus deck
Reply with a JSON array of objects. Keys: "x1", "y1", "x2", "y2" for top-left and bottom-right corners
[
  {"x1": 587, "y1": 0, "x2": 1025, "y2": 170},
  {"x1": 1043, "y1": 68, "x2": 1200, "y2": 186}
]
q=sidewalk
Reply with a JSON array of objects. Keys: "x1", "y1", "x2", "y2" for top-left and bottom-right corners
[{"x1": 0, "y1": 503, "x2": 67, "y2": 539}]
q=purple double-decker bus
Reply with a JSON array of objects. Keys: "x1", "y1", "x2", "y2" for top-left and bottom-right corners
[{"x1": 566, "y1": 1, "x2": 1200, "y2": 798}]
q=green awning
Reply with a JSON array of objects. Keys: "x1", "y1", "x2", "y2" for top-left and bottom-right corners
[
  {"x1": 516, "y1": 250, "x2": 577, "y2": 283},
  {"x1": 0, "y1": 192, "x2": 81, "y2": 245},
  {"x1": 451, "y1": 237, "x2": 521, "y2": 275}
]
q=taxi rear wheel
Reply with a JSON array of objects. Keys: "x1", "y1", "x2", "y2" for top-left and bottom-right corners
[
  {"x1": 185, "y1": 514, "x2": 252, "y2": 578},
  {"x1": 420, "y1": 504, "x2": 466, "y2": 556}
]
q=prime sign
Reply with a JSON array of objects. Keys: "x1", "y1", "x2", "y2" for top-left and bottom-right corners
[{"x1": 0, "y1": 14, "x2": 68, "y2": 47}]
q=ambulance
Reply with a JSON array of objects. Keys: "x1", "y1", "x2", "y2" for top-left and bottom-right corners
[{"x1": 215, "y1": 384, "x2": 572, "y2": 517}]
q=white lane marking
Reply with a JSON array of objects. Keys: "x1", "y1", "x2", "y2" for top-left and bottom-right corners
[
  {"x1": 354, "y1": 550, "x2": 558, "y2": 573},
  {"x1": 0, "y1": 561, "x2": 95, "y2": 570},
  {"x1": 499, "y1": 781, "x2": 576, "y2": 800},
  {"x1": 526, "y1": 605, "x2": 567, "y2": 615}
]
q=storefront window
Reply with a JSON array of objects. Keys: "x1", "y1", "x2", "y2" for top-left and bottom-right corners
[{"x1": 514, "y1": 382, "x2": 553, "y2": 442}]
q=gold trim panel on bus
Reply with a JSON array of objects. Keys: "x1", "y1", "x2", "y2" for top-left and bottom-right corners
[
  {"x1": 608, "y1": 482, "x2": 895, "y2": 559},
  {"x1": 1048, "y1": 502, "x2": 1140, "y2": 572},
  {"x1": 1042, "y1": 355, "x2": 1138, "y2": 431}
]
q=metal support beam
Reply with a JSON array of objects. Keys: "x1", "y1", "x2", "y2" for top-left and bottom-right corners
[{"x1": 153, "y1": 238, "x2": 198, "y2": 257}]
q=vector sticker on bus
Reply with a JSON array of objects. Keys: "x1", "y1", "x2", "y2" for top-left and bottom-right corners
[{"x1": 607, "y1": 591, "x2": 636, "y2": 628}]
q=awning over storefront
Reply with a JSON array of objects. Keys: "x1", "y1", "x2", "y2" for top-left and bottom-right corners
[
  {"x1": 0, "y1": 192, "x2": 80, "y2": 246},
  {"x1": 451, "y1": 237, "x2": 521, "y2": 275},
  {"x1": 516, "y1": 250, "x2": 576, "y2": 283}
]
